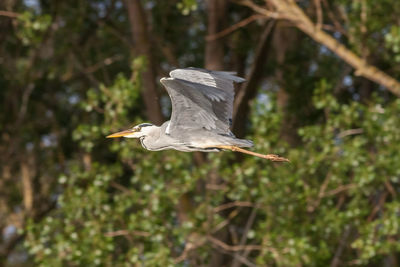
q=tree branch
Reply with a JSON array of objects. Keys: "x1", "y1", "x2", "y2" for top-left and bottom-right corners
[
  {"x1": 237, "y1": 0, "x2": 400, "y2": 96},
  {"x1": 213, "y1": 201, "x2": 255, "y2": 213},
  {"x1": 207, "y1": 235, "x2": 263, "y2": 252},
  {"x1": 206, "y1": 14, "x2": 264, "y2": 41},
  {"x1": 0, "y1": 10, "x2": 19, "y2": 18}
]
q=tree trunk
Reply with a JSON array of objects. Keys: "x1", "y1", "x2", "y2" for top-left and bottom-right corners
[
  {"x1": 204, "y1": 1, "x2": 229, "y2": 266},
  {"x1": 125, "y1": 0, "x2": 164, "y2": 125},
  {"x1": 205, "y1": 0, "x2": 228, "y2": 70}
]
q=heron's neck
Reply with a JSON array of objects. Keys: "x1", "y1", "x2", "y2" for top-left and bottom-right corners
[{"x1": 139, "y1": 125, "x2": 163, "y2": 151}]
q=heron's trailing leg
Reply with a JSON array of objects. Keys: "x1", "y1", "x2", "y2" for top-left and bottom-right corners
[{"x1": 215, "y1": 145, "x2": 289, "y2": 162}]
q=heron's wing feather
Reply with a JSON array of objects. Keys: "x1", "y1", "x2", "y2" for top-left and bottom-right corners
[
  {"x1": 170, "y1": 67, "x2": 245, "y2": 89},
  {"x1": 163, "y1": 68, "x2": 245, "y2": 134},
  {"x1": 161, "y1": 78, "x2": 218, "y2": 133}
]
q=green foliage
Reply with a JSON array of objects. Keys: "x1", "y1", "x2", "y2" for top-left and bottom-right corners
[
  {"x1": 2, "y1": 0, "x2": 400, "y2": 266},
  {"x1": 176, "y1": 0, "x2": 198, "y2": 16},
  {"x1": 16, "y1": 11, "x2": 51, "y2": 46},
  {"x1": 25, "y1": 79, "x2": 400, "y2": 265},
  {"x1": 385, "y1": 26, "x2": 400, "y2": 62}
]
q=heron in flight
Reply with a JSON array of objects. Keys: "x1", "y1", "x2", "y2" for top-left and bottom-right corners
[{"x1": 107, "y1": 68, "x2": 288, "y2": 161}]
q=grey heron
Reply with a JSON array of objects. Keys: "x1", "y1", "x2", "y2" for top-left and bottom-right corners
[{"x1": 107, "y1": 68, "x2": 288, "y2": 161}]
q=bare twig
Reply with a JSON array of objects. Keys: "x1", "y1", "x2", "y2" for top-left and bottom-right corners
[
  {"x1": 110, "y1": 181, "x2": 133, "y2": 195},
  {"x1": 307, "y1": 172, "x2": 331, "y2": 212},
  {"x1": 17, "y1": 84, "x2": 34, "y2": 125},
  {"x1": 206, "y1": 182, "x2": 228, "y2": 191},
  {"x1": 174, "y1": 234, "x2": 207, "y2": 264},
  {"x1": 321, "y1": 0, "x2": 348, "y2": 36},
  {"x1": 98, "y1": 20, "x2": 133, "y2": 49},
  {"x1": 337, "y1": 128, "x2": 364, "y2": 138},
  {"x1": 206, "y1": 14, "x2": 264, "y2": 41},
  {"x1": 212, "y1": 209, "x2": 241, "y2": 234},
  {"x1": 213, "y1": 201, "x2": 255, "y2": 213},
  {"x1": 230, "y1": 252, "x2": 258, "y2": 267},
  {"x1": 367, "y1": 192, "x2": 388, "y2": 222},
  {"x1": 323, "y1": 184, "x2": 357, "y2": 197},
  {"x1": 384, "y1": 180, "x2": 396, "y2": 198},
  {"x1": 238, "y1": 206, "x2": 258, "y2": 246},
  {"x1": 207, "y1": 235, "x2": 263, "y2": 252},
  {"x1": 234, "y1": 0, "x2": 284, "y2": 20},
  {"x1": 85, "y1": 54, "x2": 123, "y2": 74},
  {"x1": 21, "y1": 161, "x2": 33, "y2": 213}
]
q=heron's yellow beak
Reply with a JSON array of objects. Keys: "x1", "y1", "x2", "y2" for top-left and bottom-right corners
[{"x1": 106, "y1": 129, "x2": 136, "y2": 138}]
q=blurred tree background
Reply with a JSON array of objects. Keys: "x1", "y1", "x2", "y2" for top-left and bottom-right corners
[{"x1": 1, "y1": 0, "x2": 400, "y2": 266}]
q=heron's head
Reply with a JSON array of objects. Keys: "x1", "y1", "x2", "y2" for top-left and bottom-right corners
[{"x1": 106, "y1": 123, "x2": 154, "y2": 139}]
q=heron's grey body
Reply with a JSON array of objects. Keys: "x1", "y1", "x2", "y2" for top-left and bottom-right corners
[
  {"x1": 139, "y1": 121, "x2": 252, "y2": 152},
  {"x1": 108, "y1": 67, "x2": 253, "y2": 152}
]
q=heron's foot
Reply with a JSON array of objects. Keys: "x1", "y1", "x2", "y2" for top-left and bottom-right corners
[{"x1": 263, "y1": 154, "x2": 290, "y2": 162}]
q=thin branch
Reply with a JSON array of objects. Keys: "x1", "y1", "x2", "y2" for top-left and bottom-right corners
[
  {"x1": 367, "y1": 191, "x2": 388, "y2": 222},
  {"x1": 17, "y1": 83, "x2": 34, "y2": 125},
  {"x1": 307, "y1": 172, "x2": 331, "y2": 212},
  {"x1": 234, "y1": 0, "x2": 283, "y2": 19},
  {"x1": 207, "y1": 235, "x2": 263, "y2": 252},
  {"x1": 229, "y1": 253, "x2": 258, "y2": 267},
  {"x1": 206, "y1": 182, "x2": 228, "y2": 191},
  {"x1": 153, "y1": 35, "x2": 179, "y2": 67},
  {"x1": 174, "y1": 234, "x2": 207, "y2": 264},
  {"x1": 337, "y1": 128, "x2": 364, "y2": 138},
  {"x1": 21, "y1": 161, "x2": 33, "y2": 213},
  {"x1": 321, "y1": 0, "x2": 348, "y2": 36},
  {"x1": 323, "y1": 184, "x2": 357, "y2": 197},
  {"x1": 212, "y1": 208, "x2": 241, "y2": 234},
  {"x1": 85, "y1": 54, "x2": 123, "y2": 74},
  {"x1": 98, "y1": 20, "x2": 133, "y2": 49},
  {"x1": 238, "y1": 206, "x2": 258, "y2": 246},
  {"x1": 384, "y1": 180, "x2": 396, "y2": 198},
  {"x1": 206, "y1": 14, "x2": 265, "y2": 41},
  {"x1": 313, "y1": 0, "x2": 323, "y2": 30},
  {"x1": 0, "y1": 10, "x2": 19, "y2": 18},
  {"x1": 213, "y1": 201, "x2": 255, "y2": 213},
  {"x1": 110, "y1": 181, "x2": 133, "y2": 195}
]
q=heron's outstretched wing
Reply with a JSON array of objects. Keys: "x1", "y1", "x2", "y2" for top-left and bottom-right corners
[{"x1": 160, "y1": 68, "x2": 245, "y2": 135}]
